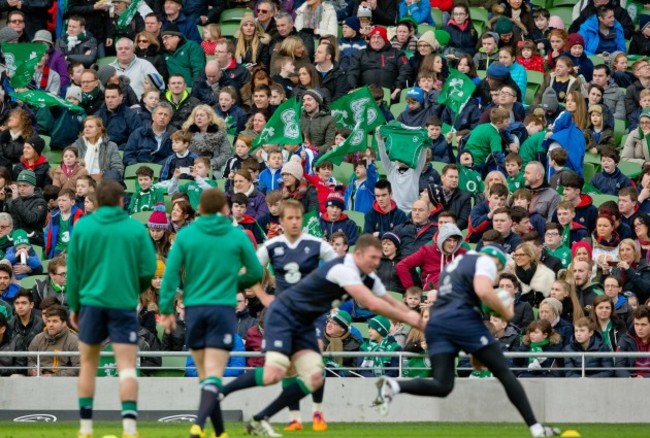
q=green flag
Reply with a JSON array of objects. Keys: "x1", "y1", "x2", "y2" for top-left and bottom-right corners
[
  {"x1": 314, "y1": 118, "x2": 367, "y2": 166},
  {"x1": 330, "y1": 86, "x2": 386, "y2": 131},
  {"x1": 437, "y1": 69, "x2": 476, "y2": 116},
  {"x1": 10, "y1": 90, "x2": 84, "y2": 112},
  {"x1": 2, "y1": 43, "x2": 47, "y2": 89},
  {"x1": 458, "y1": 165, "x2": 484, "y2": 195},
  {"x1": 378, "y1": 121, "x2": 428, "y2": 169},
  {"x1": 302, "y1": 210, "x2": 323, "y2": 238},
  {"x1": 116, "y1": 0, "x2": 140, "y2": 31},
  {"x1": 252, "y1": 97, "x2": 302, "y2": 148}
]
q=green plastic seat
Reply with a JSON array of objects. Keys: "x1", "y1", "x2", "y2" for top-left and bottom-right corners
[{"x1": 19, "y1": 274, "x2": 48, "y2": 290}]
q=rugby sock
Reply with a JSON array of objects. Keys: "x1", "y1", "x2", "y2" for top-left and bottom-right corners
[
  {"x1": 121, "y1": 401, "x2": 137, "y2": 434},
  {"x1": 208, "y1": 377, "x2": 225, "y2": 436},
  {"x1": 285, "y1": 376, "x2": 302, "y2": 416},
  {"x1": 79, "y1": 397, "x2": 93, "y2": 434},
  {"x1": 222, "y1": 367, "x2": 264, "y2": 396},
  {"x1": 252, "y1": 380, "x2": 311, "y2": 421},
  {"x1": 312, "y1": 381, "x2": 325, "y2": 405},
  {"x1": 196, "y1": 377, "x2": 221, "y2": 429}
]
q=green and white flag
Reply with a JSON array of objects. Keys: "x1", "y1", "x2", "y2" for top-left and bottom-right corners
[
  {"x1": 330, "y1": 86, "x2": 386, "y2": 131},
  {"x1": 116, "y1": 0, "x2": 140, "y2": 31},
  {"x1": 378, "y1": 121, "x2": 428, "y2": 169},
  {"x1": 1, "y1": 43, "x2": 47, "y2": 88},
  {"x1": 302, "y1": 210, "x2": 323, "y2": 238},
  {"x1": 437, "y1": 69, "x2": 476, "y2": 116},
  {"x1": 314, "y1": 118, "x2": 367, "y2": 166},
  {"x1": 458, "y1": 165, "x2": 484, "y2": 195},
  {"x1": 10, "y1": 90, "x2": 84, "y2": 112},
  {"x1": 252, "y1": 97, "x2": 302, "y2": 148}
]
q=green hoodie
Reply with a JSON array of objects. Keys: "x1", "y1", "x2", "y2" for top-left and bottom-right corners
[
  {"x1": 67, "y1": 206, "x2": 157, "y2": 312},
  {"x1": 159, "y1": 213, "x2": 264, "y2": 314}
]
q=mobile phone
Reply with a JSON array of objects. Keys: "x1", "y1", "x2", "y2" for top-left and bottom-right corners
[
  {"x1": 607, "y1": 260, "x2": 618, "y2": 267},
  {"x1": 179, "y1": 167, "x2": 191, "y2": 174}
]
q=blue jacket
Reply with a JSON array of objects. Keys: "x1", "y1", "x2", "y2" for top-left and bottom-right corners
[
  {"x1": 544, "y1": 112, "x2": 586, "y2": 177},
  {"x1": 44, "y1": 205, "x2": 84, "y2": 259},
  {"x1": 162, "y1": 12, "x2": 201, "y2": 43},
  {"x1": 96, "y1": 103, "x2": 143, "y2": 151},
  {"x1": 258, "y1": 167, "x2": 283, "y2": 194},
  {"x1": 319, "y1": 213, "x2": 359, "y2": 245},
  {"x1": 123, "y1": 124, "x2": 176, "y2": 166},
  {"x1": 430, "y1": 137, "x2": 454, "y2": 163},
  {"x1": 160, "y1": 151, "x2": 199, "y2": 181},
  {"x1": 563, "y1": 332, "x2": 614, "y2": 377},
  {"x1": 562, "y1": 51, "x2": 594, "y2": 83},
  {"x1": 363, "y1": 200, "x2": 408, "y2": 235},
  {"x1": 591, "y1": 167, "x2": 632, "y2": 196},
  {"x1": 338, "y1": 37, "x2": 367, "y2": 72},
  {"x1": 397, "y1": 103, "x2": 438, "y2": 128},
  {"x1": 4, "y1": 247, "x2": 43, "y2": 280},
  {"x1": 440, "y1": 97, "x2": 480, "y2": 133},
  {"x1": 0, "y1": 283, "x2": 22, "y2": 302},
  {"x1": 578, "y1": 15, "x2": 626, "y2": 56},
  {"x1": 398, "y1": 0, "x2": 433, "y2": 25},
  {"x1": 508, "y1": 62, "x2": 528, "y2": 103},
  {"x1": 344, "y1": 163, "x2": 378, "y2": 214},
  {"x1": 186, "y1": 334, "x2": 245, "y2": 377},
  {"x1": 214, "y1": 104, "x2": 247, "y2": 135}
]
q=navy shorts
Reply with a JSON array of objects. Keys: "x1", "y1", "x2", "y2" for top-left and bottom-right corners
[
  {"x1": 263, "y1": 299, "x2": 319, "y2": 356},
  {"x1": 425, "y1": 307, "x2": 497, "y2": 357},
  {"x1": 185, "y1": 305, "x2": 237, "y2": 350},
  {"x1": 78, "y1": 306, "x2": 139, "y2": 345}
]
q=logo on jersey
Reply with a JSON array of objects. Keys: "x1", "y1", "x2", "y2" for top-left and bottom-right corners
[
  {"x1": 273, "y1": 340, "x2": 283, "y2": 348},
  {"x1": 223, "y1": 334, "x2": 232, "y2": 345},
  {"x1": 274, "y1": 247, "x2": 285, "y2": 257},
  {"x1": 304, "y1": 246, "x2": 311, "y2": 254},
  {"x1": 480, "y1": 336, "x2": 488, "y2": 346}
]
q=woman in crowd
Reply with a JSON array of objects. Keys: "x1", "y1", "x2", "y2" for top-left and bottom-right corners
[
  {"x1": 512, "y1": 242, "x2": 555, "y2": 307},
  {"x1": 182, "y1": 104, "x2": 232, "y2": 173},
  {"x1": 71, "y1": 116, "x2": 123, "y2": 181}
]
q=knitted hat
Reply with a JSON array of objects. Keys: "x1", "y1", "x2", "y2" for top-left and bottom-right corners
[
  {"x1": 11, "y1": 229, "x2": 30, "y2": 248},
  {"x1": 640, "y1": 109, "x2": 650, "y2": 120},
  {"x1": 540, "y1": 87, "x2": 559, "y2": 112},
  {"x1": 381, "y1": 232, "x2": 401, "y2": 247},
  {"x1": 357, "y1": 5, "x2": 372, "y2": 18},
  {"x1": 541, "y1": 297, "x2": 563, "y2": 317},
  {"x1": 418, "y1": 30, "x2": 439, "y2": 51},
  {"x1": 281, "y1": 155, "x2": 304, "y2": 181},
  {"x1": 32, "y1": 30, "x2": 53, "y2": 46},
  {"x1": 147, "y1": 203, "x2": 170, "y2": 230},
  {"x1": 326, "y1": 191, "x2": 345, "y2": 210},
  {"x1": 65, "y1": 85, "x2": 82, "y2": 102},
  {"x1": 571, "y1": 241, "x2": 593, "y2": 259},
  {"x1": 97, "y1": 64, "x2": 117, "y2": 87},
  {"x1": 303, "y1": 88, "x2": 324, "y2": 106},
  {"x1": 16, "y1": 170, "x2": 36, "y2": 186},
  {"x1": 406, "y1": 87, "x2": 424, "y2": 104},
  {"x1": 479, "y1": 244, "x2": 507, "y2": 268},
  {"x1": 494, "y1": 17, "x2": 514, "y2": 35},
  {"x1": 588, "y1": 104, "x2": 602, "y2": 114},
  {"x1": 161, "y1": 23, "x2": 184, "y2": 38},
  {"x1": 343, "y1": 16, "x2": 361, "y2": 33},
  {"x1": 606, "y1": 50, "x2": 624, "y2": 70},
  {"x1": 155, "y1": 259, "x2": 165, "y2": 277},
  {"x1": 641, "y1": 14, "x2": 650, "y2": 32},
  {"x1": 25, "y1": 135, "x2": 45, "y2": 155},
  {"x1": 147, "y1": 73, "x2": 164, "y2": 92},
  {"x1": 368, "y1": 26, "x2": 389, "y2": 45},
  {"x1": 368, "y1": 315, "x2": 391, "y2": 338},
  {"x1": 486, "y1": 62, "x2": 509, "y2": 80},
  {"x1": 548, "y1": 15, "x2": 565, "y2": 31},
  {"x1": 0, "y1": 27, "x2": 19, "y2": 43},
  {"x1": 566, "y1": 33, "x2": 585, "y2": 49},
  {"x1": 330, "y1": 309, "x2": 351, "y2": 331}
]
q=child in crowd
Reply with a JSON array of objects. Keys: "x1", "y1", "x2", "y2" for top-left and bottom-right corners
[
  {"x1": 329, "y1": 231, "x2": 349, "y2": 258},
  {"x1": 403, "y1": 286, "x2": 422, "y2": 312},
  {"x1": 344, "y1": 157, "x2": 378, "y2": 214},
  {"x1": 75, "y1": 175, "x2": 96, "y2": 210},
  {"x1": 304, "y1": 160, "x2": 338, "y2": 213},
  {"x1": 543, "y1": 223, "x2": 571, "y2": 268},
  {"x1": 339, "y1": 17, "x2": 367, "y2": 71},
  {"x1": 546, "y1": 28, "x2": 567, "y2": 70},
  {"x1": 563, "y1": 317, "x2": 614, "y2": 377},
  {"x1": 376, "y1": 232, "x2": 403, "y2": 293},
  {"x1": 231, "y1": 193, "x2": 265, "y2": 244},
  {"x1": 49, "y1": 146, "x2": 88, "y2": 191},
  {"x1": 505, "y1": 152, "x2": 524, "y2": 192},
  {"x1": 223, "y1": 134, "x2": 255, "y2": 193},
  {"x1": 512, "y1": 188, "x2": 546, "y2": 238},
  {"x1": 129, "y1": 166, "x2": 164, "y2": 214},
  {"x1": 84, "y1": 192, "x2": 97, "y2": 215},
  {"x1": 514, "y1": 319, "x2": 563, "y2": 377},
  {"x1": 319, "y1": 192, "x2": 358, "y2": 245},
  {"x1": 369, "y1": 83, "x2": 394, "y2": 122},
  {"x1": 44, "y1": 189, "x2": 84, "y2": 259},
  {"x1": 147, "y1": 205, "x2": 173, "y2": 259},
  {"x1": 256, "y1": 190, "x2": 283, "y2": 239},
  {"x1": 168, "y1": 157, "x2": 217, "y2": 210},
  {"x1": 285, "y1": 141, "x2": 317, "y2": 176},
  {"x1": 591, "y1": 148, "x2": 632, "y2": 196},
  {"x1": 585, "y1": 104, "x2": 615, "y2": 155},
  {"x1": 258, "y1": 148, "x2": 284, "y2": 194},
  {"x1": 517, "y1": 40, "x2": 544, "y2": 73},
  {"x1": 398, "y1": 87, "x2": 435, "y2": 128},
  {"x1": 426, "y1": 117, "x2": 453, "y2": 163},
  {"x1": 3, "y1": 229, "x2": 42, "y2": 279},
  {"x1": 201, "y1": 23, "x2": 220, "y2": 56},
  {"x1": 358, "y1": 315, "x2": 401, "y2": 377},
  {"x1": 269, "y1": 84, "x2": 287, "y2": 106},
  {"x1": 529, "y1": 8, "x2": 551, "y2": 54},
  {"x1": 215, "y1": 86, "x2": 248, "y2": 135},
  {"x1": 160, "y1": 130, "x2": 198, "y2": 181},
  {"x1": 562, "y1": 33, "x2": 593, "y2": 82},
  {"x1": 556, "y1": 201, "x2": 589, "y2": 248},
  {"x1": 271, "y1": 57, "x2": 295, "y2": 97},
  {"x1": 473, "y1": 32, "x2": 499, "y2": 71},
  {"x1": 548, "y1": 148, "x2": 570, "y2": 191},
  {"x1": 628, "y1": 89, "x2": 650, "y2": 132}
]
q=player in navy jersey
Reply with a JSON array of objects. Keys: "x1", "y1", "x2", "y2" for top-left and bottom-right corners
[
  {"x1": 373, "y1": 245, "x2": 561, "y2": 438},
  {"x1": 221, "y1": 234, "x2": 423, "y2": 437},
  {"x1": 255, "y1": 200, "x2": 337, "y2": 431}
]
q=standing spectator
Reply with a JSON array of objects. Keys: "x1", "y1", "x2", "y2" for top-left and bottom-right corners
[
  {"x1": 44, "y1": 189, "x2": 84, "y2": 259},
  {"x1": 161, "y1": 0, "x2": 201, "y2": 43},
  {"x1": 55, "y1": 16, "x2": 98, "y2": 67},
  {"x1": 111, "y1": 0, "x2": 144, "y2": 43},
  {"x1": 110, "y1": 38, "x2": 163, "y2": 100},
  {"x1": 67, "y1": 180, "x2": 157, "y2": 437},
  {"x1": 4, "y1": 170, "x2": 47, "y2": 246},
  {"x1": 28, "y1": 305, "x2": 80, "y2": 377}
]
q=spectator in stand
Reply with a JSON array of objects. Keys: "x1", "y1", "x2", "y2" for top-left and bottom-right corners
[
  {"x1": 625, "y1": 59, "x2": 650, "y2": 121},
  {"x1": 124, "y1": 103, "x2": 176, "y2": 166},
  {"x1": 514, "y1": 319, "x2": 563, "y2": 377},
  {"x1": 0, "y1": 312, "x2": 26, "y2": 376},
  {"x1": 79, "y1": 69, "x2": 105, "y2": 116},
  {"x1": 591, "y1": 64, "x2": 625, "y2": 121},
  {"x1": 162, "y1": 294, "x2": 187, "y2": 351},
  {"x1": 353, "y1": 0, "x2": 397, "y2": 27},
  {"x1": 162, "y1": 25, "x2": 206, "y2": 86},
  {"x1": 161, "y1": 0, "x2": 201, "y2": 43},
  {"x1": 299, "y1": 89, "x2": 336, "y2": 155},
  {"x1": 563, "y1": 317, "x2": 614, "y2": 377},
  {"x1": 4, "y1": 170, "x2": 47, "y2": 246},
  {"x1": 629, "y1": 14, "x2": 650, "y2": 57},
  {"x1": 10, "y1": 136, "x2": 51, "y2": 189},
  {"x1": 590, "y1": 293, "x2": 627, "y2": 351},
  {"x1": 190, "y1": 60, "x2": 220, "y2": 107},
  {"x1": 182, "y1": 104, "x2": 232, "y2": 174},
  {"x1": 135, "y1": 31, "x2": 169, "y2": 84},
  {"x1": 214, "y1": 38, "x2": 252, "y2": 94},
  {"x1": 28, "y1": 305, "x2": 79, "y2": 376},
  {"x1": 5, "y1": 10, "x2": 28, "y2": 42},
  {"x1": 109, "y1": 38, "x2": 162, "y2": 101},
  {"x1": 314, "y1": 43, "x2": 349, "y2": 102},
  {"x1": 0, "y1": 108, "x2": 35, "y2": 172},
  {"x1": 31, "y1": 30, "x2": 70, "y2": 90},
  {"x1": 570, "y1": 0, "x2": 634, "y2": 40},
  {"x1": 392, "y1": 199, "x2": 437, "y2": 257},
  {"x1": 66, "y1": 0, "x2": 114, "y2": 58},
  {"x1": 71, "y1": 116, "x2": 123, "y2": 182},
  {"x1": 31, "y1": 256, "x2": 68, "y2": 310},
  {"x1": 163, "y1": 75, "x2": 201, "y2": 130},
  {"x1": 55, "y1": 16, "x2": 98, "y2": 67},
  {"x1": 363, "y1": 180, "x2": 408, "y2": 237},
  {"x1": 295, "y1": 0, "x2": 338, "y2": 38},
  {"x1": 96, "y1": 85, "x2": 143, "y2": 151},
  {"x1": 577, "y1": 5, "x2": 627, "y2": 56},
  {"x1": 615, "y1": 305, "x2": 650, "y2": 378}
]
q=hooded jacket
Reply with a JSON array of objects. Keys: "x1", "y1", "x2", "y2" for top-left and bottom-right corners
[
  {"x1": 392, "y1": 219, "x2": 437, "y2": 257},
  {"x1": 615, "y1": 324, "x2": 650, "y2": 377},
  {"x1": 6, "y1": 189, "x2": 48, "y2": 246},
  {"x1": 563, "y1": 331, "x2": 614, "y2": 377},
  {"x1": 159, "y1": 214, "x2": 264, "y2": 314},
  {"x1": 163, "y1": 36, "x2": 207, "y2": 85},
  {"x1": 569, "y1": 0, "x2": 634, "y2": 39},
  {"x1": 363, "y1": 200, "x2": 408, "y2": 235},
  {"x1": 395, "y1": 224, "x2": 466, "y2": 290},
  {"x1": 319, "y1": 212, "x2": 359, "y2": 245},
  {"x1": 347, "y1": 42, "x2": 411, "y2": 91},
  {"x1": 45, "y1": 205, "x2": 85, "y2": 259},
  {"x1": 27, "y1": 326, "x2": 80, "y2": 376},
  {"x1": 591, "y1": 167, "x2": 632, "y2": 196},
  {"x1": 577, "y1": 15, "x2": 627, "y2": 56},
  {"x1": 123, "y1": 123, "x2": 176, "y2": 166}
]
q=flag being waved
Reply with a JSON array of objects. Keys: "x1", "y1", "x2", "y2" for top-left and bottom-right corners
[
  {"x1": 330, "y1": 86, "x2": 386, "y2": 131},
  {"x1": 251, "y1": 97, "x2": 303, "y2": 148},
  {"x1": 437, "y1": 69, "x2": 476, "y2": 116},
  {"x1": 1, "y1": 43, "x2": 47, "y2": 89},
  {"x1": 314, "y1": 118, "x2": 367, "y2": 166},
  {"x1": 10, "y1": 90, "x2": 84, "y2": 112},
  {"x1": 378, "y1": 121, "x2": 428, "y2": 169}
]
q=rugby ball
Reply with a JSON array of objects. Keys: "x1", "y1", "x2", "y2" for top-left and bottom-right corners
[{"x1": 481, "y1": 288, "x2": 513, "y2": 317}]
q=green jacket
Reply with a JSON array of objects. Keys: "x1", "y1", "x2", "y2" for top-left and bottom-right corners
[
  {"x1": 464, "y1": 123, "x2": 502, "y2": 164},
  {"x1": 163, "y1": 38, "x2": 206, "y2": 85},
  {"x1": 159, "y1": 214, "x2": 263, "y2": 314},
  {"x1": 67, "y1": 206, "x2": 157, "y2": 312},
  {"x1": 519, "y1": 130, "x2": 547, "y2": 168}
]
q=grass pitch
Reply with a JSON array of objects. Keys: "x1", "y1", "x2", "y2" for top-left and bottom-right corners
[{"x1": 1, "y1": 422, "x2": 648, "y2": 437}]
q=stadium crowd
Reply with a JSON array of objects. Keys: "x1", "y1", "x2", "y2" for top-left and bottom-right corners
[{"x1": 2, "y1": 0, "x2": 650, "y2": 384}]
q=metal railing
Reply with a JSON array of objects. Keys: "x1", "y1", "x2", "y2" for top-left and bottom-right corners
[{"x1": 2, "y1": 351, "x2": 650, "y2": 378}]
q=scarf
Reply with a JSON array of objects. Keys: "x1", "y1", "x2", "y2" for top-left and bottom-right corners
[
  {"x1": 282, "y1": 178, "x2": 309, "y2": 201},
  {"x1": 591, "y1": 230, "x2": 621, "y2": 249},
  {"x1": 528, "y1": 338, "x2": 550, "y2": 364},
  {"x1": 82, "y1": 87, "x2": 100, "y2": 105},
  {"x1": 515, "y1": 263, "x2": 536, "y2": 286},
  {"x1": 38, "y1": 65, "x2": 50, "y2": 90},
  {"x1": 601, "y1": 319, "x2": 613, "y2": 351},
  {"x1": 324, "y1": 331, "x2": 351, "y2": 366},
  {"x1": 302, "y1": 4, "x2": 323, "y2": 30},
  {"x1": 61, "y1": 162, "x2": 76, "y2": 177},
  {"x1": 63, "y1": 31, "x2": 87, "y2": 51}
]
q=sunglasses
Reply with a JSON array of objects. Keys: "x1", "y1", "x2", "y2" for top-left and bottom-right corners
[
  {"x1": 137, "y1": 39, "x2": 149, "y2": 43},
  {"x1": 257, "y1": 8, "x2": 270, "y2": 13}
]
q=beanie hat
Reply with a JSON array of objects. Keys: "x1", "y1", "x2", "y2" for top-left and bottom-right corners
[
  {"x1": 368, "y1": 315, "x2": 391, "y2": 338},
  {"x1": 16, "y1": 170, "x2": 36, "y2": 186},
  {"x1": 155, "y1": 259, "x2": 165, "y2": 277},
  {"x1": 11, "y1": 229, "x2": 30, "y2": 248},
  {"x1": 486, "y1": 62, "x2": 509, "y2": 80},
  {"x1": 25, "y1": 135, "x2": 45, "y2": 155},
  {"x1": 97, "y1": 64, "x2": 116, "y2": 87},
  {"x1": 566, "y1": 33, "x2": 585, "y2": 49},
  {"x1": 606, "y1": 50, "x2": 624, "y2": 70},
  {"x1": 641, "y1": 14, "x2": 650, "y2": 32},
  {"x1": 146, "y1": 73, "x2": 164, "y2": 92},
  {"x1": 303, "y1": 88, "x2": 324, "y2": 106},
  {"x1": 541, "y1": 87, "x2": 559, "y2": 112},
  {"x1": 147, "y1": 203, "x2": 170, "y2": 230},
  {"x1": 0, "y1": 27, "x2": 19, "y2": 43},
  {"x1": 330, "y1": 309, "x2": 351, "y2": 331},
  {"x1": 406, "y1": 87, "x2": 424, "y2": 104},
  {"x1": 494, "y1": 17, "x2": 514, "y2": 35},
  {"x1": 357, "y1": 5, "x2": 372, "y2": 18},
  {"x1": 368, "y1": 26, "x2": 389, "y2": 45},
  {"x1": 381, "y1": 232, "x2": 401, "y2": 247},
  {"x1": 281, "y1": 155, "x2": 304, "y2": 181},
  {"x1": 541, "y1": 297, "x2": 563, "y2": 317},
  {"x1": 343, "y1": 16, "x2": 361, "y2": 33},
  {"x1": 417, "y1": 30, "x2": 439, "y2": 51},
  {"x1": 479, "y1": 244, "x2": 507, "y2": 268},
  {"x1": 548, "y1": 15, "x2": 565, "y2": 31},
  {"x1": 65, "y1": 85, "x2": 82, "y2": 102},
  {"x1": 326, "y1": 191, "x2": 345, "y2": 210},
  {"x1": 640, "y1": 109, "x2": 650, "y2": 120},
  {"x1": 571, "y1": 241, "x2": 593, "y2": 259},
  {"x1": 32, "y1": 30, "x2": 53, "y2": 46}
]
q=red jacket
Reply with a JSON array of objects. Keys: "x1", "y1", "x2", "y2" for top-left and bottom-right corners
[
  {"x1": 245, "y1": 325, "x2": 264, "y2": 368},
  {"x1": 517, "y1": 55, "x2": 545, "y2": 73}
]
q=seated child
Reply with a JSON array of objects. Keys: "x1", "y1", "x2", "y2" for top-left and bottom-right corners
[
  {"x1": 3, "y1": 229, "x2": 43, "y2": 280},
  {"x1": 49, "y1": 146, "x2": 89, "y2": 191},
  {"x1": 75, "y1": 175, "x2": 96, "y2": 210},
  {"x1": 304, "y1": 160, "x2": 338, "y2": 214},
  {"x1": 160, "y1": 130, "x2": 199, "y2": 181},
  {"x1": 563, "y1": 317, "x2": 614, "y2": 377},
  {"x1": 584, "y1": 104, "x2": 615, "y2": 155},
  {"x1": 514, "y1": 319, "x2": 563, "y2": 377},
  {"x1": 357, "y1": 315, "x2": 401, "y2": 377},
  {"x1": 319, "y1": 192, "x2": 359, "y2": 245},
  {"x1": 231, "y1": 193, "x2": 265, "y2": 244},
  {"x1": 591, "y1": 148, "x2": 632, "y2": 196},
  {"x1": 44, "y1": 188, "x2": 84, "y2": 259},
  {"x1": 168, "y1": 156, "x2": 217, "y2": 210},
  {"x1": 128, "y1": 165, "x2": 164, "y2": 213},
  {"x1": 426, "y1": 117, "x2": 454, "y2": 163},
  {"x1": 505, "y1": 152, "x2": 524, "y2": 192},
  {"x1": 257, "y1": 190, "x2": 283, "y2": 239},
  {"x1": 258, "y1": 148, "x2": 284, "y2": 194}
]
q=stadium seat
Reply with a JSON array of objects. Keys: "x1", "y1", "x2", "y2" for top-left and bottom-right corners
[
  {"x1": 351, "y1": 322, "x2": 369, "y2": 340},
  {"x1": 45, "y1": 150, "x2": 62, "y2": 165},
  {"x1": 375, "y1": 160, "x2": 386, "y2": 177},
  {"x1": 469, "y1": 7, "x2": 488, "y2": 24},
  {"x1": 419, "y1": 24, "x2": 435, "y2": 36},
  {"x1": 220, "y1": 8, "x2": 252, "y2": 23},
  {"x1": 614, "y1": 119, "x2": 626, "y2": 146},
  {"x1": 333, "y1": 162, "x2": 354, "y2": 185},
  {"x1": 550, "y1": 0, "x2": 575, "y2": 7},
  {"x1": 618, "y1": 161, "x2": 642, "y2": 179},
  {"x1": 525, "y1": 84, "x2": 539, "y2": 105},
  {"x1": 388, "y1": 291, "x2": 403, "y2": 301},
  {"x1": 151, "y1": 355, "x2": 186, "y2": 377},
  {"x1": 390, "y1": 102, "x2": 407, "y2": 119},
  {"x1": 399, "y1": 86, "x2": 414, "y2": 104},
  {"x1": 476, "y1": 70, "x2": 487, "y2": 79},
  {"x1": 215, "y1": 177, "x2": 226, "y2": 190},
  {"x1": 530, "y1": 0, "x2": 548, "y2": 8},
  {"x1": 130, "y1": 211, "x2": 152, "y2": 224},
  {"x1": 220, "y1": 22, "x2": 240, "y2": 38},
  {"x1": 164, "y1": 195, "x2": 173, "y2": 213},
  {"x1": 431, "y1": 161, "x2": 446, "y2": 174},
  {"x1": 32, "y1": 245, "x2": 44, "y2": 260},
  {"x1": 124, "y1": 163, "x2": 162, "y2": 179},
  {"x1": 41, "y1": 135, "x2": 51, "y2": 152},
  {"x1": 19, "y1": 274, "x2": 47, "y2": 290},
  {"x1": 547, "y1": 7, "x2": 573, "y2": 29},
  {"x1": 345, "y1": 210, "x2": 365, "y2": 231},
  {"x1": 430, "y1": 8, "x2": 443, "y2": 30},
  {"x1": 591, "y1": 194, "x2": 618, "y2": 207},
  {"x1": 96, "y1": 56, "x2": 116, "y2": 66},
  {"x1": 583, "y1": 163, "x2": 598, "y2": 185},
  {"x1": 124, "y1": 179, "x2": 137, "y2": 194}
]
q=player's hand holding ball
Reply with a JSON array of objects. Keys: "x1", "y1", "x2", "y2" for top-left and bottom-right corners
[{"x1": 482, "y1": 288, "x2": 514, "y2": 321}]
